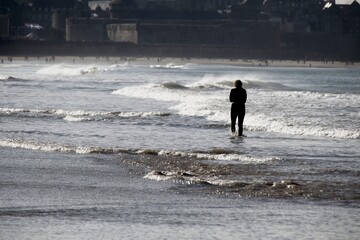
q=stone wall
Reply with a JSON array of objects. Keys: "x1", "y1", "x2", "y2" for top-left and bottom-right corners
[
  {"x1": 66, "y1": 18, "x2": 119, "y2": 42},
  {"x1": 0, "y1": 15, "x2": 9, "y2": 38},
  {"x1": 107, "y1": 24, "x2": 138, "y2": 43},
  {"x1": 0, "y1": 38, "x2": 359, "y2": 61}
]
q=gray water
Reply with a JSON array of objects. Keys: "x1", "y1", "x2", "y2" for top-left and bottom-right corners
[{"x1": 0, "y1": 59, "x2": 359, "y2": 239}]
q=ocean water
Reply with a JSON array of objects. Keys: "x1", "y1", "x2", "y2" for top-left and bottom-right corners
[{"x1": 0, "y1": 59, "x2": 359, "y2": 239}]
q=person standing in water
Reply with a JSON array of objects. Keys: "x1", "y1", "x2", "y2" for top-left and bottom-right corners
[{"x1": 229, "y1": 80, "x2": 247, "y2": 136}]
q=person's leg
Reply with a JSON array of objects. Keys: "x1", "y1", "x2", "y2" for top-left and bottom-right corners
[
  {"x1": 238, "y1": 110, "x2": 245, "y2": 136},
  {"x1": 231, "y1": 105, "x2": 237, "y2": 133}
]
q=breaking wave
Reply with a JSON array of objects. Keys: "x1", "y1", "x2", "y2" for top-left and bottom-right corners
[
  {"x1": 136, "y1": 148, "x2": 279, "y2": 164},
  {"x1": 0, "y1": 75, "x2": 26, "y2": 81},
  {"x1": 190, "y1": 74, "x2": 295, "y2": 91},
  {"x1": 0, "y1": 138, "x2": 129, "y2": 154},
  {"x1": 161, "y1": 82, "x2": 189, "y2": 89},
  {"x1": 0, "y1": 107, "x2": 171, "y2": 122},
  {"x1": 144, "y1": 170, "x2": 293, "y2": 188},
  {"x1": 2, "y1": 138, "x2": 357, "y2": 202},
  {"x1": 245, "y1": 90, "x2": 360, "y2": 139},
  {"x1": 35, "y1": 63, "x2": 129, "y2": 76},
  {"x1": 36, "y1": 64, "x2": 88, "y2": 76},
  {"x1": 113, "y1": 82, "x2": 360, "y2": 139},
  {"x1": 143, "y1": 170, "x2": 315, "y2": 200},
  {"x1": 0, "y1": 138, "x2": 278, "y2": 164},
  {"x1": 246, "y1": 114, "x2": 360, "y2": 139},
  {"x1": 149, "y1": 63, "x2": 188, "y2": 69},
  {"x1": 0, "y1": 75, "x2": 13, "y2": 80}
]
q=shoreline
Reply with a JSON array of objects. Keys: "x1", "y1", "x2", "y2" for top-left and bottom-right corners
[{"x1": 1, "y1": 55, "x2": 359, "y2": 69}]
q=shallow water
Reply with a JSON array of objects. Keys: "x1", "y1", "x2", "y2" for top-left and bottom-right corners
[
  {"x1": 0, "y1": 59, "x2": 359, "y2": 239},
  {"x1": 1, "y1": 148, "x2": 359, "y2": 240}
]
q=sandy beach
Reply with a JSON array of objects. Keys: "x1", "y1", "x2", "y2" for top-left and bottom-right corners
[{"x1": 1, "y1": 55, "x2": 359, "y2": 69}]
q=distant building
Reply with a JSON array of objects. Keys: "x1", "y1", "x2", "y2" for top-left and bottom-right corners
[
  {"x1": 335, "y1": 0, "x2": 360, "y2": 4},
  {"x1": 341, "y1": 1, "x2": 360, "y2": 34},
  {"x1": 108, "y1": 0, "x2": 243, "y2": 20},
  {"x1": 3, "y1": 0, "x2": 357, "y2": 43},
  {"x1": 231, "y1": 0, "x2": 266, "y2": 20},
  {"x1": 88, "y1": 0, "x2": 111, "y2": 18},
  {"x1": 322, "y1": 0, "x2": 360, "y2": 34},
  {"x1": 322, "y1": 2, "x2": 344, "y2": 34},
  {"x1": 109, "y1": 0, "x2": 138, "y2": 19},
  {"x1": 52, "y1": 9, "x2": 90, "y2": 31},
  {"x1": 106, "y1": 20, "x2": 280, "y2": 48},
  {"x1": 22, "y1": 5, "x2": 53, "y2": 28},
  {"x1": 88, "y1": 0, "x2": 111, "y2": 11}
]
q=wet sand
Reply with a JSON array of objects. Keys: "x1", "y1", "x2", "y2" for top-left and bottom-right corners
[{"x1": 1, "y1": 148, "x2": 359, "y2": 240}]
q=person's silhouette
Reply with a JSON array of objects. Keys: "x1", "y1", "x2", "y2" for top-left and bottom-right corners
[{"x1": 229, "y1": 80, "x2": 247, "y2": 136}]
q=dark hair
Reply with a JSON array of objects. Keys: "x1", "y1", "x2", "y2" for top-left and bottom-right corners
[{"x1": 234, "y1": 80, "x2": 242, "y2": 88}]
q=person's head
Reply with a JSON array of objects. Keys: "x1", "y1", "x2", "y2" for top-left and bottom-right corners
[{"x1": 234, "y1": 80, "x2": 242, "y2": 88}]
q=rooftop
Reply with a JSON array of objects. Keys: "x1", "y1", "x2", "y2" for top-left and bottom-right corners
[{"x1": 335, "y1": 0, "x2": 360, "y2": 4}]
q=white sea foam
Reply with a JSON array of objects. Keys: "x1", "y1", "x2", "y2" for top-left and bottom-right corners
[
  {"x1": 110, "y1": 62, "x2": 129, "y2": 68},
  {"x1": 139, "y1": 149, "x2": 279, "y2": 164},
  {"x1": 246, "y1": 90, "x2": 360, "y2": 139},
  {"x1": 0, "y1": 138, "x2": 74, "y2": 153},
  {"x1": 189, "y1": 153, "x2": 280, "y2": 163},
  {"x1": 113, "y1": 83, "x2": 225, "y2": 119},
  {"x1": 113, "y1": 80, "x2": 359, "y2": 139},
  {"x1": 245, "y1": 114, "x2": 360, "y2": 139},
  {"x1": 0, "y1": 138, "x2": 130, "y2": 154},
  {"x1": 63, "y1": 115, "x2": 90, "y2": 122},
  {"x1": 112, "y1": 83, "x2": 189, "y2": 102},
  {"x1": 144, "y1": 170, "x2": 223, "y2": 185},
  {"x1": 78, "y1": 62, "x2": 130, "y2": 74},
  {"x1": 188, "y1": 74, "x2": 237, "y2": 89},
  {"x1": 143, "y1": 170, "x2": 213, "y2": 185},
  {"x1": 144, "y1": 171, "x2": 178, "y2": 181},
  {"x1": 0, "y1": 108, "x2": 96, "y2": 116},
  {"x1": 149, "y1": 63, "x2": 186, "y2": 69},
  {"x1": 36, "y1": 64, "x2": 86, "y2": 76},
  {"x1": 35, "y1": 63, "x2": 128, "y2": 76},
  {"x1": 0, "y1": 107, "x2": 171, "y2": 120},
  {"x1": 144, "y1": 171, "x2": 258, "y2": 187},
  {"x1": 0, "y1": 75, "x2": 10, "y2": 80},
  {"x1": 1, "y1": 138, "x2": 274, "y2": 163},
  {"x1": 0, "y1": 63, "x2": 25, "y2": 68}
]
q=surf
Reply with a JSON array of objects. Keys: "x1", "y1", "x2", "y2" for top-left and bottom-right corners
[
  {"x1": 149, "y1": 63, "x2": 187, "y2": 69},
  {"x1": 0, "y1": 107, "x2": 172, "y2": 122},
  {"x1": 35, "y1": 63, "x2": 130, "y2": 76}
]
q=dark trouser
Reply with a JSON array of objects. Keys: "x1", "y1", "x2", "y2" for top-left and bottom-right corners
[{"x1": 231, "y1": 103, "x2": 245, "y2": 136}]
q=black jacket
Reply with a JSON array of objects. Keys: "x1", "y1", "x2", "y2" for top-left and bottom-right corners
[{"x1": 229, "y1": 87, "x2": 247, "y2": 105}]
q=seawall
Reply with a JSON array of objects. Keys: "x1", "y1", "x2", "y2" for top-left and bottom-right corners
[{"x1": 0, "y1": 40, "x2": 358, "y2": 61}]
